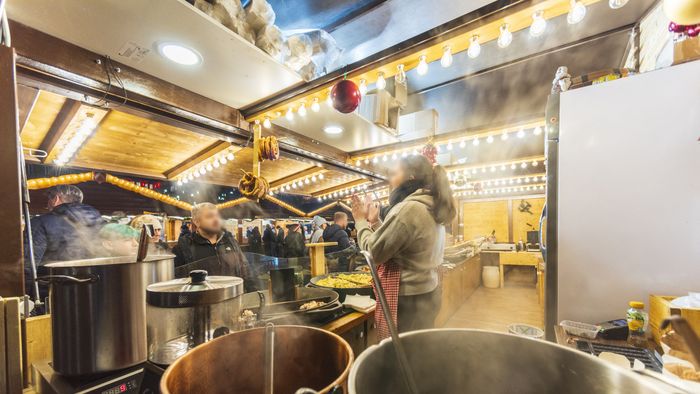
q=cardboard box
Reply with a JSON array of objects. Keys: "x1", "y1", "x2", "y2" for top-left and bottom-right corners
[{"x1": 673, "y1": 36, "x2": 700, "y2": 65}]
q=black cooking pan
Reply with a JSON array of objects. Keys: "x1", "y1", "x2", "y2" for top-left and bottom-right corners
[
  {"x1": 309, "y1": 272, "x2": 374, "y2": 302},
  {"x1": 240, "y1": 287, "x2": 341, "y2": 324}
]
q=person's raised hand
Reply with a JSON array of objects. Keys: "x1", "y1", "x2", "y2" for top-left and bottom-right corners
[
  {"x1": 351, "y1": 194, "x2": 367, "y2": 221},
  {"x1": 365, "y1": 195, "x2": 380, "y2": 224}
]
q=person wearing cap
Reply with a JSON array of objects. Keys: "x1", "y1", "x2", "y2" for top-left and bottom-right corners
[
  {"x1": 310, "y1": 215, "x2": 327, "y2": 243},
  {"x1": 130, "y1": 214, "x2": 169, "y2": 252},
  {"x1": 99, "y1": 223, "x2": 139, "y2": 256}
]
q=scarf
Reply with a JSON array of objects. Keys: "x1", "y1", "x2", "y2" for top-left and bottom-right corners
[{"x1": 374, "y1": 180, "x2": 424, "y2": 340}]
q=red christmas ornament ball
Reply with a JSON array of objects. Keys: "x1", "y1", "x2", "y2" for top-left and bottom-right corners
[
  {"x1": 687, "y1": 25, "x2": 700, "y2": 37},
  {"x1": 669, "y1": 21, "x2": 686, "y2": 32},
  {"x1": 331, "y1": 80, "x2": 361, "y2": 113},
  {"x1": 421, "y1": 143, "x2": 438, "y2": 165}
]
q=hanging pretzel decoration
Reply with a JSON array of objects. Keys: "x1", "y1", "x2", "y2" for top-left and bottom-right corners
[{"x1": 257, "y1": 135, "x2": 280, "y2": 161}]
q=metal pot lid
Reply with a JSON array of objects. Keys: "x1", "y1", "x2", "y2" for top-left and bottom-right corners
[{"x1": 147, "y1": 270, "x2": 243, "y2": 308}]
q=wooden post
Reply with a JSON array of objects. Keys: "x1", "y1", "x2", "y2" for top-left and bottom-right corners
[
  {"x1": 0, "y1": 47, "x2": 25, "y2": 297},
  {"x1": 307, "y1": 242, "x2": 338, "y2": 277},
  {"x1": 252, "y1": 121, "x2": 262, "y2": 178}
]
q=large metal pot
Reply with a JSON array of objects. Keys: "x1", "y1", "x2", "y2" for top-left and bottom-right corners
[
  {"x1": 42, "y1": 255, "x2": 174, "y2": 377},
  {"x1": 349, "y1": 329, "x2": 679, "y2": 393},
  {"x1": 161, "y1": 325, "x2": 353, "y2": 394}
]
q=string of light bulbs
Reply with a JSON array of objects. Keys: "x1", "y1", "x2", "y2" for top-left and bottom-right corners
[
  {"x1": 249, "y1": 0, "x2": 627, "y2": 124},
  {"x1": 53, "y1": 115, "x2": 99, "y2": 166},
  {"x1": 351, "y1": 123, "x2": 544, "y2": 166},
  {"x1": 316, "y1": 182, "x2": 371, "y2": 201},
  {"x1": 176, "y1": 148, "x2": 237, "y2": 185},
  {"x1": 270, "y1": 172, "x2": 326, "y2": 193},
  {"x1": 456, "y1": 183, "x2": 546, "y2": 197},
  {"x1": 446, "y1": 156, "x2": 545, "y2": 176}
]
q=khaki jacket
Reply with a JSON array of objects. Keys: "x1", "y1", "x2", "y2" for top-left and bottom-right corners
[{"x1": 356, "y1": 189, "x2": 445, "y2": 296}]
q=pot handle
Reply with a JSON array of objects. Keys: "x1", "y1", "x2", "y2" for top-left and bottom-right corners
[{"x1": 36, "y1": 274, "x2": 99, "y2": 285}]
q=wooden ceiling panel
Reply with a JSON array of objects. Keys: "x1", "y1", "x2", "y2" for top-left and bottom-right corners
[
  {"x1": 74, "y1": 110, "x2": 218, "y2": 175},
  {"x1": 20, "y1": 90, "x2": 67, "y2": 149},
  {"x1": 197, "y1": 147, "x2": 314, "y2": 187}
]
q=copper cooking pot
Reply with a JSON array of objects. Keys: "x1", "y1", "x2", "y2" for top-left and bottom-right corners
[{"x1": 161, "y1": 325, "x2": 353, "y2": 394}]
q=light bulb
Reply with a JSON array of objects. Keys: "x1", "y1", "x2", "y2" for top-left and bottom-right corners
[
  {"x1": 311, "y1": 98, "x2": 320, "y2": 112},
  {"x1": 497, "y1": 24, "x2": 513, "y2": 48},
  {"x1": 501, "y1": 132, "x2": 509, "y2": 140},
  {"x1": 364, "y1": 158, "x2": 370, "y2": 164},
  {"x1": 376, "y1": 73, "x2": 386, "y2": 90},
  {"x1": 609, "y1": 0, "x2": 628, "y2": 9},
  {"x1": 567, "y1": 0, "x2": 586, "y2": 24},
  {"x1": 534, "y1": 126, "x2": 543, "y2": 135},
  {"x1": 472, "y1": 138, "x2": 480, "y2": 146},
  {"x1": 486, "y1": 135, "x2": 494, "y2": 144},
  {"x1": 440, "y1": 46, "x2": 453, "y2": 68},
  {"x1": 359, "y1": 79, "x2": 368, "y2": 95},
  {"x1": 467, "y1": 35, "x2": 481, "y2": 59},
  {"x1": 416, "y1": 55, "x2": 429, "y2": 76},
  {"x1": 521, "y1": 162, "x2": 527, "y2": 169},
  {"x1": 285, "y1": 107, "x2": 294, "y2": 121},
  {"x1": 206, "y1": 163, "x2": 213, "y2": 171},
  {"x1": 326, "y1": 92, "x2": 333, "y2": 106},
  {"x1": 530, "y1": 10, "x2": 547, "y2": 37},
  {"x1": 396, "y1": 64, "x2": 407, "y2": 84},
  {"x1": 177, "y1": 180, "x2": 183, "y2": 186},
  {"x1": 213, "y1": 160, "x2": 220, "y2": 168},
  {"x1": 401, "y1": 151, "x2": 408, "y2": 158},
  {"x1": 312, "y1": 175, "x2": 318, "y2": 182},
  {"x1": 318, "y1": 173, "x2": 324, "y2": 180},
  {"x1": 356, "y1": 159, "x2": 361, "y2": 166},
  {"x1": 532, "y1": 161, "x2": 539, "y2": 167},
  {"x1": 304, "y1": 178, "x2": 310, "y2": 185},
  {"x1": 372, "y1": 156, "x2": 379, "y2": 164},
  {"x1": 219, "y1": 156, "x2": 227, "y2": 165},
  {"x1": 447, "y1": 142, "x2": 453, "y2": 150},
  {"x1": 263, "y1": 117, "x2": 271, "y2": 128},
  {"x1": 511, "y1": 164, "x2": 517, "y2": 170},
  {"x1": 227, "y1": 152, "x2": 234, "y2": 160},
  {"x1": 182, "y1": 178, "x2": 189, "y2": 184},
  {"x1": 517, "y1": 128, "x2": 525, "y2": 138},
  {"x1": 382, "y1": 154, "x2": 388, "y2": 162},
  {"x1": 298, "y1": 103, "x2": 307, "y2": 117},
  {"x1": 199, "y1": 167, "x2": 206, "y2": 175},
  {"x1": 459, "y1": 140, "x2": 466, "y2": 148},
  {"x1": 391, "y1": 153, "x2": 398, "y2": 160}
]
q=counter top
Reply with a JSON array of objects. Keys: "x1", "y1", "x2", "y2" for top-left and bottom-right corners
[{"x1": 321, "y1": 310, "x2": 373, "y2": 335}]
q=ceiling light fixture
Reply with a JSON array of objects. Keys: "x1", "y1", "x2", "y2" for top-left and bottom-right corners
[
  {"x1": 396, "y1": 64, "x2": 407, "y2": 84},
  {"x1": 497, "y1": 24, "x2": 513, "y2": 48},
  {"x1": 263, "y1": 117, "x2": 271, "y2": 128},
  {"x1": 376, "y1": 72, "x2": 387, "y2": 90},
  {"x1": 467, "y1": 35, "x2": 481, "y2": 58},
  {"x1": 158, "y1": 43, "x2": 202, "y2": 66},
  {"x1": 441, "y1": 46, "x2": 453, "y2": 68},
  {"x1": 298, "y1": 103, "x2": 307, "y2": 117},
  {"x1": 359, "y1": 79, "x2": 368, "y2": 95},
  {"x1": 416, "y1": 55, "x2": 429, "y2": 76},
  {"x1": 530, "y1": 11, "x2": 547, "y2": 37},
  {"x1": 285, "y1": 107, "x2": 294, "y2": 121},
  {"x1": 311, "y1": 98, "x2": 320, "y2": 112},
  {"x1": 567, "y1": 0, "x2": 587, "y2": 24},
  {"x1": 323, "y1": 125, "x2": 344, "y2": 135}
]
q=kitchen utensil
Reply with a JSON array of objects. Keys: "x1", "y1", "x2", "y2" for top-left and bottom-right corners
[
  {"x1": 240, "y1": 287, "x2": 341, "y2": 325},
  {"x1": 349, "y1": 329, "x2": 680, "y2": 393},
  {"x1": 136, "y1": 224, "x2": 153, "y2": 262},
  {"x1": 146, "y1": 270, "x2": 244, "y2": 366},
  {"x1": 560, "y1": 320, "x2": 600, "y2": 339},
  {"x1": 40, "y1": 255, "x2": 174, "y2": 377},
  {"x1": 265, "y1": 323, "x2": 275, "y2": 394},
  {"x1": 359, "y1": 250, "x2": 419, "y2": 394},
  {"x1": 160, "y1": 325, "x2": 354, "y2": 394},
  {"x1": 508, "y1": 323, "x2": 545, "y2": 339}
]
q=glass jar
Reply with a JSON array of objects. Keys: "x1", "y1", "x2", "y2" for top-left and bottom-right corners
[{"x1": 626, "y1": 301, "x2": 648, "y2": 347}]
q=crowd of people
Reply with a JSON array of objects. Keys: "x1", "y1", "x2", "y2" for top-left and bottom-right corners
[{"x1": 24, "y1": 154, "x2": 452, "y2": 334}]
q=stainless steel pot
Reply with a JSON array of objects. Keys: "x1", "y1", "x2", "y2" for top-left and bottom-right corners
[
  {"x1": 349, "y1": 329, "x2": 680, "y2": 393},
  {"x1": 41, "y1": 255, "x2": 174, "y2": 377}
]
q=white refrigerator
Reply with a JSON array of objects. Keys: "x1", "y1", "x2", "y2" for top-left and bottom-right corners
[{"x1": 552, "y1": 60, "x2": 700, "y2": 327}]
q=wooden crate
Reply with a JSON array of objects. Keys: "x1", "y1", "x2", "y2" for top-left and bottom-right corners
[{"x1": 649, "y1": 295, "x2": 700, "y2": 345}]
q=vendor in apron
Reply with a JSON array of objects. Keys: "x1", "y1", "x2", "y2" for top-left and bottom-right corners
[{"x1": 173, "y1": 202, "x2": 255, "y2": 291}]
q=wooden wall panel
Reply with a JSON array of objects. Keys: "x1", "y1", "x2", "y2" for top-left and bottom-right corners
[
  {"x1": 512, "y1": 197, "x2": 545, "y2": 244},
  {"x1": 462, "y1": 200, "x2": 509, "y2": 242}
]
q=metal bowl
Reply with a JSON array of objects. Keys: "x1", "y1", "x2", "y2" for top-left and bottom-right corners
[
  {"x1": 309, "y1": 272, "x2": 374, "y2": 302},
  {"x1": 349, "y1": 329, "x2": 677, "y2": 393}
]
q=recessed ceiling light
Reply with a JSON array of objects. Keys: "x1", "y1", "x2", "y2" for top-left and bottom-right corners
[
  {"x1": 323, "y1": 125, "x2": 343, "y2": 135},
  {"x1": 158, "y1": 43, "x2": 202, "y2": 66}
]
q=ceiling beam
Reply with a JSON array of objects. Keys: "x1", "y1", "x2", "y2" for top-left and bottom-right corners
[
  {"x1": 312, "y1": 179, "x2": 370, "y2": 197},
  {"x1": 164, "y1": 141, "x2": 232, "y2": 179},
  {"x1": 265, "y1": 123, "x2": 349, "y2": 164},
  {"x1": 17, "y1": 85, "x2": 39, "y2": 131},
  {"x1": 37, "y1": 98, "x2": 82, "y2": 163},
  {"x1": 269, "y1": 167, "x2": 326, "y2": 188}
]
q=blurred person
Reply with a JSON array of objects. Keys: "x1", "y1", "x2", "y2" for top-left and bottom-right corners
[
  {"x1": 351, "y1": 154, "x2": 456, "y2": 336},
  {"x1": 284, "y1": 222, "x2": 305, "y2": 258},
  {"x1": 173, "y1": 203, "x2": 253, "y2": 291},
  {"x1": 24, "y1": 185, "x2": 103, "y2": 297},
  {"x1": 322, "y1": 212, "x2": 351, "y2": 253},
  {"x1": 262, "y1": 223, "x2": 275, "y2": 256},
  {"x1": 310, "y1": 215, "x2": 327, "y2": 243},
  {"x1": 249, "y1": 226, "x2": 263, "y2": 254},
  {"x1": 275, "y1": 222, "x2": 285, "y2": 258},
  {"x1": 130, "y1": 214, "x2": 169, "y2": 253},
  {"x1": 99, "y1": 223, "x2": 139, "y2": 256}
]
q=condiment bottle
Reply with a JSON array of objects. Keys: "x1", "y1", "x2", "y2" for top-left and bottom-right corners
[{"x1": 626, "y1": 301, "x2": 649, "y2": 347}]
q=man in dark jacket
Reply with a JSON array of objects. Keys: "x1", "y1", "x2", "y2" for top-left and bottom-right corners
[
  {"x1": 322, "y1": 212, "x2": 352, "y2": 253},
  {"x1": 284, "y1": 222, "x2": 305, "y2": 258},
  {"x1": 262, "y1": 224, "x2": 275, "y2": 256},
  {"x1": 275, "y1": 223, "x2": 285, "y2": 258},
  {"x1": 174, "y1": 203, "x2": 255, "y2": 291},
  {"x1": 24, "y1": 185, "x2": 104, "y2": 297}
]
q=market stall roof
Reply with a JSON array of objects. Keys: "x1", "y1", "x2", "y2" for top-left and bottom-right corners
[{"x1": 19, "y1": 90, "x2": 371, "y2": 198}]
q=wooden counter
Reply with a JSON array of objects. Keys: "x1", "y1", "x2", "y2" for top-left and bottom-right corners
[
  {"x1": 321, "y1": 310, "x2": 376, "y2": 356},
  {"x1": 435, "y1": 254, "x2": 481, "y2": 327}
]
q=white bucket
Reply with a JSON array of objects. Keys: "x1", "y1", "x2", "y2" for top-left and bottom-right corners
[{"x1": 482, "y1": 266, "x2": 500, "y2": 289}]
